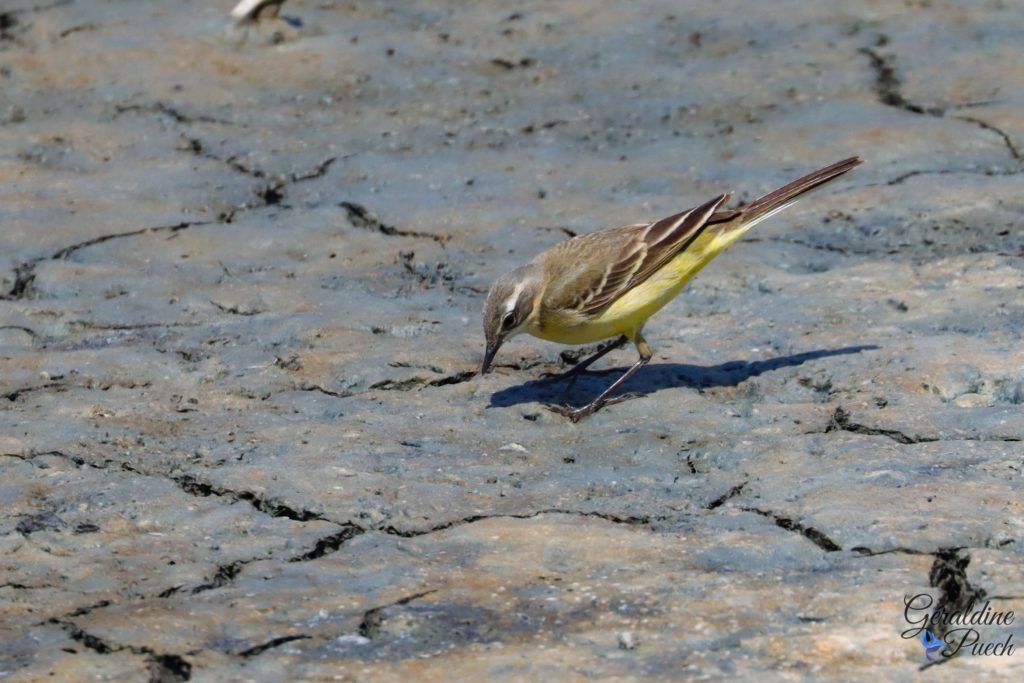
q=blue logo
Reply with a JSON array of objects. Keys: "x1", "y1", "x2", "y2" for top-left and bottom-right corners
[{"x1": 921, "y1": 629, "x2": 944, "y2": 661}]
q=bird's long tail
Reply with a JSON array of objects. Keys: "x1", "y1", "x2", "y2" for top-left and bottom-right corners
[
  {"x1": 673, "y1": 156, "x2": 861, "y2": 281},
  {"x1": 724, "y1": 156, "x2": 863, "y2": 230}
]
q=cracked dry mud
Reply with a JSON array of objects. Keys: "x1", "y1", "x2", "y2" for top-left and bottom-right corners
[{"x1": 1, "y1": 1, "x2": 1023, "y2": 681}]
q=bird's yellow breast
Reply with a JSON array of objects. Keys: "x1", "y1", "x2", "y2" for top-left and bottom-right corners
[{"x1": 526, "y1": 226, "x2": 749, "y2": 345}]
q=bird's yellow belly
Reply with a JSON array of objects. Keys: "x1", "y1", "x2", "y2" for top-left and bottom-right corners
[
  {"x1": 529, "y1": 311, "x2": 632, "y2": 345},
  {"x1": 527, "y1": 228, "x2": 748, "y2": 346}
]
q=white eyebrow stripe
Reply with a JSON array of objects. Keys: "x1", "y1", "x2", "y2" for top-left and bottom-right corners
[{"x1": 505, "y1": 281, "x2": 527, "y2": 314}]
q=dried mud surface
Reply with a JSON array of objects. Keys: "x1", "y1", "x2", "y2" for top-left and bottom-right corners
[{"x1": 1, "y1": 1, "x2": 1022, "y2": 681}]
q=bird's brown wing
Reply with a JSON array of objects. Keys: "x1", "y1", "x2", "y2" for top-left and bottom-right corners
[{"x1": 541, "y1": 193, "x2": 729, "y2": 318}]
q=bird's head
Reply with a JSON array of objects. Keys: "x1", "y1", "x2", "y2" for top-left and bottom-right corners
[{"x1": 481, "y1": 264, "x2": 540, "y2": 374}]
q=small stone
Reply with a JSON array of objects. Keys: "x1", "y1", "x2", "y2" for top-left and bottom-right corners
[
  {"x1": 954, "y1": 393, "x2": 991, "y2": 408},
  {"x1": 335, "y1": 635, "x2": 371, "y2": 646}
]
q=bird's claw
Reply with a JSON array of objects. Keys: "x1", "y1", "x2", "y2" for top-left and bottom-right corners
[
  {"x1": 545, "y1": 392, "x2": 635, "y2": 422},
  {"x1": 545, "y1": 403, "x2": 590, "y2": 423}
]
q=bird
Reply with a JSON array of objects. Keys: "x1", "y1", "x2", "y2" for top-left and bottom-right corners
[
  {"x1": 229, "y1": 0, "x2": 286, "y2": 25},
  {"x1": 481, "y1": 156, "x2": 863, "y2": 422},
  {"x1": 226, "y1": 0, "x2": 302, "y2": 45}
]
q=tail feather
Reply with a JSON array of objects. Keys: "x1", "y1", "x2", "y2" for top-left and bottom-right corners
[{"x1": 737, "y1": 156, "x2": 863, "y2": 229}]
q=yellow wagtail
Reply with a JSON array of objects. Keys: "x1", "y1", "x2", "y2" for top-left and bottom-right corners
[{"x1": 481, "y1": 156, "x2": 863, "y2": 422}]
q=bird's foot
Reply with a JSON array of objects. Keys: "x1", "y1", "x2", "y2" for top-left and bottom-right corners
[
  {"x1": 545, "y1": 395, "x2": 630, "y2": 423},
  {"x1": 545, "y1": 403, "x2": 592, "y2": 423}
]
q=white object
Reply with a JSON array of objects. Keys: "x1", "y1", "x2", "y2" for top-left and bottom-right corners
[{"x1": 230, "y1": 0, "x2": 285, "y2": 24}]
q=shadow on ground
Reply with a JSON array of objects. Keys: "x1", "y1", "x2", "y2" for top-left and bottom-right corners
[{"x1": 488, "y1": 345, "x2": 880, "y2": 408}]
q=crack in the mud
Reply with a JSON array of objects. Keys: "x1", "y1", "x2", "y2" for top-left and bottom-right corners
[
  {"x1": 180, "y1": 135, "x2": 338, "y2": 207},
  {"x1": 180, "y1": 534, "x2": 316, "y2": 597},
  {"x1": 490, "y1": 57, "x2": 536, "y2": 70},
  {"x1": 49, "y1": 221, "x2": 207, "y2": 260},
  {"x1": 173, "y1": 474, "x2": 326, "y2": 522},
  {"x1": 3, "y1": 381, "x2": 66, "y2": 402},
  {"x1": 57, "y1": 601, "x2": 307, "y2": 664},
  {"x1": 369, "y1": 370, "x2": 477, "y2": 393},
  {"x1": 209, "y1": 300, "x2": 265, "y2": 316},
  {"x1": 4, "y1": 380, "x2": 151, "y2": 403},
  {"x1": 116, "y1": 102, "x2": 236, "y2": 127},
  {"x1": 297, "y1": 383, "x2": 354, "y2": 399},
  {"x1": 851, "y1": 546, "x2": 928, "y2": 557},
  {"x1": 859, "y1": 46, "x2": 944, "y2": 116},
  {"x1": 55, "y1": 620, "x2": 116, "y2": 654},
  {"x1": 2, "y1": 221, "x2": 211, "y2": 301},
  {"x1": 68, "y1": 320, "x2": 200, "y2": 332},
  {"x1": 180, "y1": 136, "x2": 265, "y2": 178},
  {"x1": 288, "y1": 525, "x2": 366, "y2": 562},
  {"x1": 9, "y1": 139, "x2": 334, "y2": 307},
  {"x1": 340, "y1": 201, "x2": 447, "y2": 243},
  {"x1": 954, "y1": 115, "x2": 1023, "y2": 162},
  {"x1": 190, "y1": 560, "x2": 248, "y2": 595},
  {"x1": 57, "y1": 22, "x2": 101, "y2": 39},
  {"x1": 860, "y1": 41, "x2": 1023, "y2": 173},
  {"x1": 427, "y1": 370, "x2": 477, "y2": 387},
  {"x1": 2, "y1": 2, "x2": 72, "y2": 44},
  {"x1": 52, "y1": 620, "x2": 192, "y2": 681},
  {"x1": 885, "y1": 167, "x2": 1023, "y2": 186},
  {"x1": 19, "y1": 452, "x2": 410, "y2": 588},
  {"x1": 381, "y1": 508, "x2": 650, "y2": 538},
  {"x1": 358, "y1": 590, "x2": 437, "y2": 640},
  {"x1": 824, "y1": 407, "x2": 1020, "y2": 443},
  {"x1": 291, "y1": 157, "x2": 337, "y2": 182},
  {"x1": 188, "y1": 523, "x2": 366, "y2": 595},
  {"x1": 215, "y1": 152, "x2": 262, "y2": 178},
  {"x1": 237, "y1": 634, "x2": 311, "y2": 658},
  {"x1": 21, "y1": 449, "x2": 343, "y2": 531},
  {"x1": 885, "y1": 168, "x2": 960, "y2": 186},
  {"x1": 740, "y1": 507, "x2": 841, "y2": 552},
  {"x1": 705, "y1": 481, "x2": 747, "y2": 510},
  {"x1": 852, "y1": 540, "x2": 1017, "y2": 558},
  {"x1": 18, "y1": 453, "x2": 654, "y2": 542},
  {"x1": 182, "y1": 508, "x2": 649, "y2": 595},
  {"x1": 19, "y1": 451, "x2": 654, "y2": 598},
  {"x1": 537, "y1": 225, "x2": 578, "y2": 238},
  {"x1": 368, "y1": 377, "x2": 426, "y2": 392},
  {"x1": 825, "y1": 407, "x2": 938, "y2": 444}
]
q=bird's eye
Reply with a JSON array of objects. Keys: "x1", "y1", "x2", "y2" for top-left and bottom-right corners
[{"x1": 501, "y1": 312, "x2": 515, "y2": 331}]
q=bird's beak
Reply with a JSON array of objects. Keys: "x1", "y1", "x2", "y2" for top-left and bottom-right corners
[{"x1": 481, "y1": 340, "x2": 501, "y2": 374}]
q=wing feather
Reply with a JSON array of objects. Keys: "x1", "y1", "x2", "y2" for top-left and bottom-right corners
[
  {"x1": 569, "y1": 193, "x2": 729, "y2": 315},
  {"x1": 536, "y1": 159, "x2": 863, "y2": 329}
]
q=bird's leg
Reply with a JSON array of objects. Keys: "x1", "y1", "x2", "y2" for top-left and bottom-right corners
[
  {"x1": 541, "y1": 335, "x2": 627, "y2": 386},
  {"x1": 549, "y1": 334, "x2": 652, "y2": 422}
]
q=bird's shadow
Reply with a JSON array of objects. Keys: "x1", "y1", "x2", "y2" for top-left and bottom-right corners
[{"x1": 488, "y1": 345, "x2": 879, "y2": 409}]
